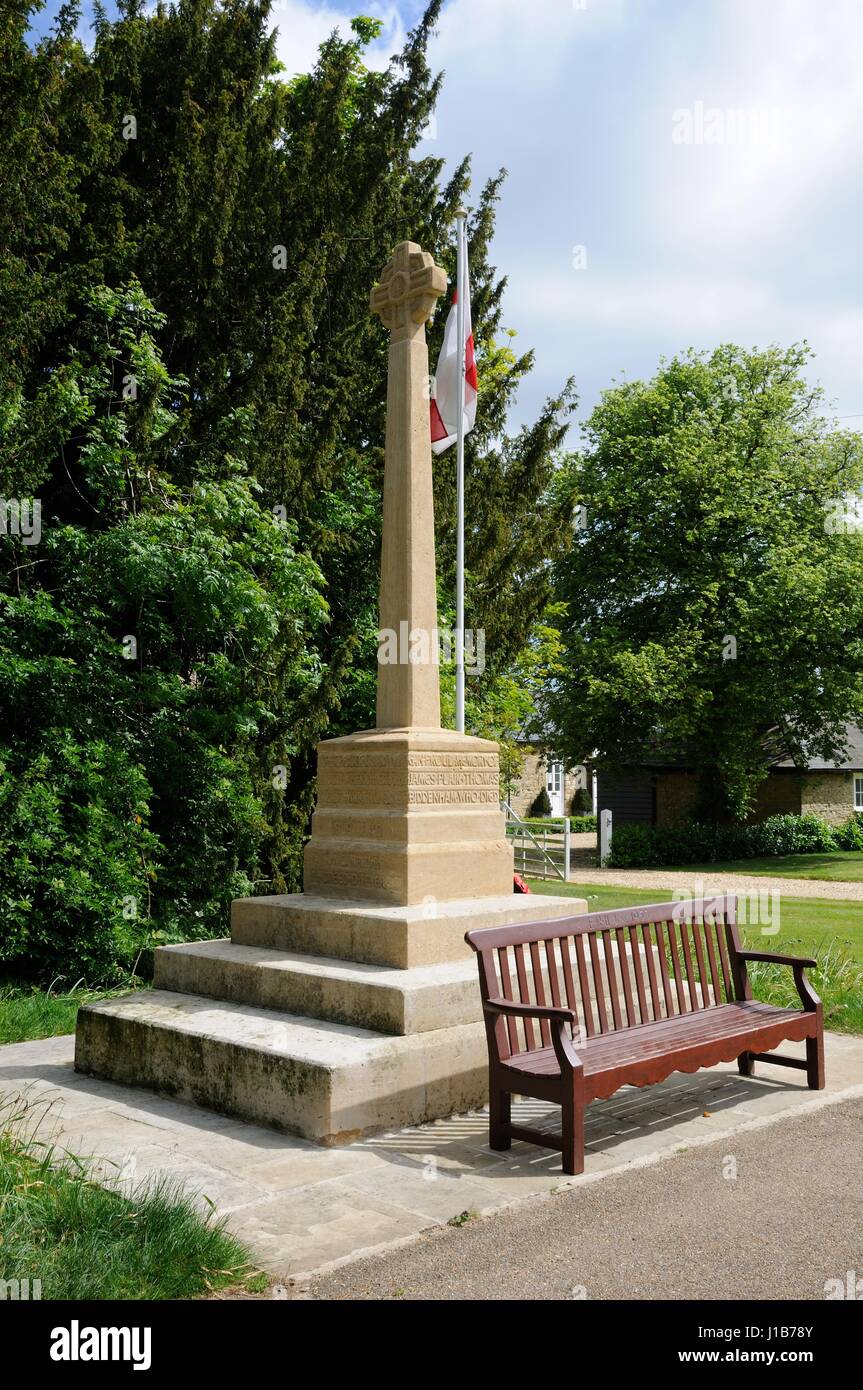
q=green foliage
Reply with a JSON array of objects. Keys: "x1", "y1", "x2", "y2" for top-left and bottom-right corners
[
  {"x1": 0, "y1": 735, "x2": 157, "y2": 982},
  {"x1": 607, "y1": 813, "x2": 839, "y2": 869},
  {"x1": 0, "y1": 280, "x2": 326, "y2": 979},
  {"x1": 833, "y1": 815, "x2": 863, "y2": 851},
  {"x1": 1, "y1": 3, "x2": 572, "y2": 980},
  {"x1": 551, "y1": 344, "x2": 863, "y2": 820},
  {"x1": 460, "y1": 606, "x2": 568, "y2": 800},
  {"x1": 0, "y1": 980, "x2": 133, "y2": 1044},
  {"x1": 570, "y1": 786, "x2": 592, "y2": 816},
  {"x1": 529, "y1": 787, "x2": 552, "y2": 817},
  {"x1": 517, "y1": 815, "x2": 597, "y2": 832}
]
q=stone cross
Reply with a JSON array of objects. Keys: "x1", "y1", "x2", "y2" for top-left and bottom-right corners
[{"x1": 370, "y1": 241, "x2": 448, "y2": 729}]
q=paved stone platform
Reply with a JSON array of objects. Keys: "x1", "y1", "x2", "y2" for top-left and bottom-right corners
[{"x1": 1, "y1": 1030, "x2": 861, "y2": 1281}]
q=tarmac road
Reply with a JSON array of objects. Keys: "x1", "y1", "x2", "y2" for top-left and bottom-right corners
[{"x1": 309, "y1": 1096, "x2": 863, "y2": 1301}]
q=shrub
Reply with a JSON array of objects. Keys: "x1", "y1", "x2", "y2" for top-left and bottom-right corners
[
  {"x1": 570, "y1": 786, "x2": 592, "y2": 816},
  {"x1": 0, "y1": 735, "x2": 158, "y2": 982},
  {"x1": 743, "y1": 814, "x2": 836, "y2": 856},
  {"x1": 607, "y1": 813, "x2": 841, "y2": 869},
  {"x1": 833, "y1": 814, "x2": 863, "y2": 850},
  {"x1": 569, "y1": 815, "x2": 597, "y2": 832},
  {"x1": 528, "y1": 788, "x2": 552, "y2": 817}
]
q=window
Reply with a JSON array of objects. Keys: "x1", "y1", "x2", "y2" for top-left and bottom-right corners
[
  {"x1": 546, "y1": 761, "x2": 563, "y2": 794},
  {"x1": 855, "y1": 775, "x2": 863, "y2": 811}
]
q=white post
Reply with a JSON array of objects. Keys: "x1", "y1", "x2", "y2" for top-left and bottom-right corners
[
  {"x1": 563, "y1": 813, "x2": 571, "y2": 881},
  {"x1": 599, "y1": 809, "x2": 612, "y2": 868},
  {"x1": 454, "y1": 210, "x2": 467, "y2": 734}
]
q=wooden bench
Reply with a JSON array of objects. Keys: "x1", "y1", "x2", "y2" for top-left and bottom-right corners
[{"x1": 465, "y1": 894, "x2": 824, "y2": 1175}]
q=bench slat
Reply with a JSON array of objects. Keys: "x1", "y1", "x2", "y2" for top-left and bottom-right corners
[
  {"x1": 702, "y1": 912, "x2": 723, "y2": 1006},
  {"x1": 716, "y1": 915, "x2": 735, "y2": 1001},
  {"x1": 496, "y1": 946, "x2": 518, "y2": 1057},
  {"x1": 602, "y1": 930, "x2": 623, "y2": 1030},
  {"x1": 640, "y1": 921, "x2": 662, "y2": 1022},
  {"x1": 655, "y1": 921, "x2": 676, "y2": 1017},
  {"x1": 589, "y1": 932, "x2": 610, "y2": 1033},
  {"x1": 615, "y1": 925, "x2": 638, "y2": 1027},
  {"x1": 513, "y1": 943, "x2": 535, "y2": 1051},
  {"x1": 680, "y1": 920, "x2": 700, "y2": 1011},
  {"x1": 572, "y1": 934, "x2": 595, "y2": 1038},
  {"x1": 667, "y1": 920, "x2": 687, "y2": 1015},
  {"x1": 691, "y1": 918, "x2": 711, "y2": 1007},
  {"x1": 627, "y1": 924, "x2": 649, "y2": 1025},
  {"x1": 529, "y1": 938, "x2": 551, "y2": 1047}
]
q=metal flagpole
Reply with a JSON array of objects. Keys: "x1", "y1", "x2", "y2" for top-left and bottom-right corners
[{"x1": 455, "y1": 210, "x2": 467, "y2": 734}]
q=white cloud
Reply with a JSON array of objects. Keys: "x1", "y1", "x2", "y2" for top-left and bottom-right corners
[
  {"x1": 269, "y1": 2, "x2": 406, "y2": 78},
  {"x1": 265, "y1": 0, "x2": 863, "y2": 427}
]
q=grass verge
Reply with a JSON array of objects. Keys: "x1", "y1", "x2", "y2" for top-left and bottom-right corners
[
  {"x1": 0, "y1": 1099, "x2": 254, "y2": 1300},
  {"x1": 0, "y1": 979, "x2": 142, "y2": 1045},
  {"x1": 659, "y1": 852, "x2": 863, "y2": 882}
]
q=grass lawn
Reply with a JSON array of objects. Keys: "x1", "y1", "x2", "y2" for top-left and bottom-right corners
[
  {"x1": 530, "y1": 878, "x2": 863, "y2": 1034},
  {"x1": 0, "y1": 1105, "x2": 254, "y2": 1299},
  {"x1": 660, "y1": 852, "x2": 863, "y2": 881},
  {"x1": 0, "y1": 980, "x2": 141, "y2": 1045}
]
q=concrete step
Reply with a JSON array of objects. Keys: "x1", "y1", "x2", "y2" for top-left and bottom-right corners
[
  {"x1": 75, "y1": 991, "x2": 486, "y2": 1144},
  {"x1": 154, "y1": 940, "x2": 480, "y2": 1036},
  {"x1": 230, "y1": 891, "x2": 585, "y2": 968}
]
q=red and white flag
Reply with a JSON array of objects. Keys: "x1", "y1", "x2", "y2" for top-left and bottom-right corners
[{"x1": 430, "y1": 266, "x2": 477, "y2": 455}]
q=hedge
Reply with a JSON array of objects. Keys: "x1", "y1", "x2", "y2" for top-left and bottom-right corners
[{"x1": 607, "y1": 813, "x2": 861, "y2": 869}]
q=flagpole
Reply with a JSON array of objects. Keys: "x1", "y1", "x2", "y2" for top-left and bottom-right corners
[{"x1": 455, "y1": 209, "x2": 467, "y2": 735}]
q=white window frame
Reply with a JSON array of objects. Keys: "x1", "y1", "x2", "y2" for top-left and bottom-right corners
[
  {"x1": 546, "y1": 761, "x2": 563, "y2": 795},
  {"x1": 854, "y1": 774, "x2": 863, "y2": 812}
]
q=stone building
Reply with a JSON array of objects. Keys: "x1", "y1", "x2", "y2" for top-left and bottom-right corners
[
  {"x1": 595, "y1": 723, "x2": 863, "y2": 827},
  {"x1": 506, "y1": 741, "x2": 595, "y2": 819}
]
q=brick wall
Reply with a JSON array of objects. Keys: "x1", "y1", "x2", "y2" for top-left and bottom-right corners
[
  {"x1": 751, "y1": 773, "x2": 801, "y2": 819},
  {"x1": 655, "y1": 769, "x2": 801, "y2": 823},
  {"x1": 655, "y1": 771, "x2": 699, "y2": 826},
  {"x1": 509, "y1": 751, "x2": 546, "y2": 817},
  {"x1": 801, "y1": 770, "x2": 855, "y2": 825},
  {"x1": 509, "y1": 752, "x2": 585, "y2": 818}
]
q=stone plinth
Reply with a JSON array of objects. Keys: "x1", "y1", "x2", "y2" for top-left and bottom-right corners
[
  {"x1": 303, "y1": 728, "x2": 512, "y2": 905},
  {"x1": 75, "y1": 891, "x2": 587, "y2": 1142}
]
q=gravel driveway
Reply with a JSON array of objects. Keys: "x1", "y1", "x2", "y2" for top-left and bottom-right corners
[{"x1": 570, "y1": 865, "x2": 863, "y2": 901}]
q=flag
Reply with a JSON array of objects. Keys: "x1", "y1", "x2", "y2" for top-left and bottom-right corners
[{"x1": 430, "y1": 267, "x2": 477, "y2": 455}]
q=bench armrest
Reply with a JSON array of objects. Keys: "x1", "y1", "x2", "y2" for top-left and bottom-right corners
[
  {"x1": 483, "y1": 998, "x2": 582, "y2": 1072},
  {"x1": 736, "y1": 951, "x2": 817, "y2": 968},
  {"x1": 735, "y1": 951, "x2": 821, "y2": 1013},
  {"x1": 484, "y1": 997, "x2": 576, "y2": 1024}
]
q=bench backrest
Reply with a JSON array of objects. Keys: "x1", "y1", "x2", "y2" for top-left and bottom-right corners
[{"x1": 465, "y1": 895, "x2": 745, "y2": 1059}]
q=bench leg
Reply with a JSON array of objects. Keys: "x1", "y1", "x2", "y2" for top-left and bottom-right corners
[
  {"x1": 806, "y1": 1034, "x2": 825, "y2": 1090},
  {"x1": 561, "y1": 1074, "x2": 585, "y2": 1176},
  {"x1": 737, "y1": 1051, "x2": 755, "y2": 1077},
  {"x1": 489, "y1": 1084, "x2": 511, "y2": 1151}
]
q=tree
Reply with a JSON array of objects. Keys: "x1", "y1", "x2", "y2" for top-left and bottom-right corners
[
  {"x1": 549, "y1": 344, "x2": 863, "y2": 821},
  {"x1": 1, "y1": 2, "x2": 576, "y2": 975}
]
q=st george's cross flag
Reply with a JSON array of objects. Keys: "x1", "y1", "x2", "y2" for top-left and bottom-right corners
[{"x1": 430, "y1": 261, "x2": 477, "y2": 454}]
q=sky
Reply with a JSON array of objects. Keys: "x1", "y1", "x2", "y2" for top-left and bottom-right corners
[{"x1": 29, "y1": 0, "x2": 863, "y2": 436}]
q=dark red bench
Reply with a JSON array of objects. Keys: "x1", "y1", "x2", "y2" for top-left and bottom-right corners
[{"x1": 465, "y1": 894, "x2": 824, "y2": 1175}]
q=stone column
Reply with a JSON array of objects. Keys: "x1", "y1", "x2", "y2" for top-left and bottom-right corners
[
  {"x1": 370, "y1": 242, "x2": 447, "y2": 729},
  {"x1": 302, "y1": 238, "x2": 513, "y2": 905}
]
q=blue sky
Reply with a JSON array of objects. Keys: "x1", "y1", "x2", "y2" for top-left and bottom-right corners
[{"x1": 29, "y1": 0, "x2": 863, "y2": 435}]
